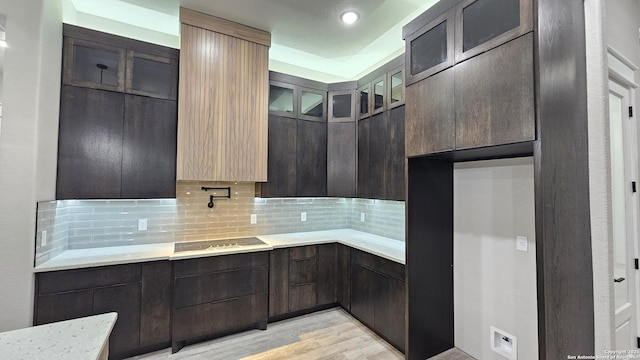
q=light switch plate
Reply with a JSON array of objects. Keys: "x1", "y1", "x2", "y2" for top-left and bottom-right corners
[
  {"x1": 360, "y1": 213, "x2": 366, "y2": 222},
  {"x1": 41, "y1": 230, "x2": 47, "y2": 247},
  {"x1": 250, "y1": 214, "x2": 257, "y2": 225},
  {"x1": 516, "y1": 236, "x2": 528, "y2": 252},
  {"x1": 138, "y1": 219, "x2": 147, "y2": 231},
  {"x1": 301, "y1": 212, "x2": 307, "y2": 222}
]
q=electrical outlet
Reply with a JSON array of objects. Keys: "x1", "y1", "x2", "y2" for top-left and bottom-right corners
[
  {"x1": 250, "y1": 214, "x2": 257, "y2": 225},
  {"x1": 138, "y1": 219, "x2": 147, "y2": 231},
  {"x1": 516, "y1": 236, "x2": 528, "y2": 252},
  {"x1": 360, "y1": 213, "x2": 366, "y2": 222},
  {"x1": 301, "y1": 212, "x2": 307, "y2": 222},
  {"x1": 41, "y1": 230, "x2": 47, "y2": 247}
]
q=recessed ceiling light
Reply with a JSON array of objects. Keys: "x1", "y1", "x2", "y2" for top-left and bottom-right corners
[
  {"x1": 0, "y1": 40, "x2": 7, "y2": 48},
  {"x1": 341, "y1": 11, "x2": 359, "y2": 25}
]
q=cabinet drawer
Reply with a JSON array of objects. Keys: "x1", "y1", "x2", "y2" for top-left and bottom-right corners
[
  {"x1": 36, "y1": 290, "x2": 94, "y2": 325},
  {"x1": 289, "y1": 283, "x2": 317, "y2": 312},
  {"x1": 351, "y1": 249, "x2": 405, "y2": 281},
  {"x1": 289, "y1": 245, "x2": 316, "y2": 260},
  {"x1": 289, "y1": 258, "x2": 317, "y2": 285},
  {"x1": 174, "y1": 252, "x2": 268, "y2": 277},
  {"x1": 174, "y1": 265, "x2": 268, "y2": 308},
  {"x1": 37, "y1": 264, "x2": 141, "y2": 295},
  {"x1": 173, "y1": 293, "x2": 268, "y2": 342}
]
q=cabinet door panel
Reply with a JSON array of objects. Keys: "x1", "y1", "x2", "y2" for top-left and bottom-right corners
[
  {"x1": 336, "y1": 244, "x2": 351, "y2": 310},
  {"x1": 455, "y1": 33, "x2": 535, "y2": 149},
  {"x1": 317, "y1": 244, "x2": 337, "y2": 305},
  {"x1": 140, "y1": 262, "x2": 172, "y2": 347},
  {"x1": 35, "y1": 290, "x2": 94, "y2": 325},
  {"x1": 126, "y1": 51, "x2": 178, "y2": 100},
  {"x1": 296, "y1": 120, "x2": 327, "y2": 196},
  {"x1": 357, "y1": 119, "x2": 371, "y2": 198},
  {"x1": 56, "y1": 86, "x2": 124, "y2": 199},
  {"x1": 350, "y1": 263, "x2": 375, "y2": 327},
  {"x1": 263, "y1": 115, "x2": 297, "y2": 197},
  {"x1": 122, "y1": 95, "x2": 177, "y2": 199},
  {"x1": 375, "y1": 276, "x2": 406, "y2": 352},
  {"x1": 62, "y1": 38, "x2": 126, "y2": 91},
  {"x1": 385, "y1": 106, "x2": 406, "y2": 201},
  {"x1": 327, "y1": 121, "x2": 356, "y2": 197},
  {"x1": 369, "y1": 113, "x2": 387, "y2": 199},
  {"x1": 405, "y1": 68, "x2": 455, "y2": 157},
  {"x1": 269, "y1": 249, "x2": 289, "y2": 318},
  {"x1": 454, "y1": 0, "x2": 533, "y2": 63},
  {"x1": 93, "y1": 283, "x2": 141, "y2": 356},
  {"x1": 289, "y1": 283, "x2": 317, "y2": 312}
]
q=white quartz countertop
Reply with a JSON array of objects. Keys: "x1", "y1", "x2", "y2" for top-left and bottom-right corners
[
  {"x1": 0, "y1": 312, "x2": 117, "y2": 360},
  {"x1": 34, "y1": 229, "x2": 405, "y2": 272}
]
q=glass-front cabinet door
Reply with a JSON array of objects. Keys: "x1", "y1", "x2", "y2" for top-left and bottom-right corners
[
  {"x1": 358, "y1": 85, "x2": 370, "y2": 119},
  {"x1": 63, "y1": 38, "x2": 126, "y2": 91},
  {"x1": 126, "y1": 50, "x2": 178, "y2": 100},
  {"x1": 268, "y1": 81, "x2": 297, "y2": 118},
  {"x1": 299, "y1": 88, "x2": 326, "y2": 121},
  {"x1": 329, "y1": 91, "x2": 355, "y2": 122},
  {"x1": 404, "y1": 9, "x2": 454, "y2": 85},
  {"x1": 454, "y1": 0, "x2": 533, "y2": 63},
  {"x1": 372, "y1": 76, "x2": 385, "y2": 115},
  {"x1": 386, "y1": 66, "x2": 405, "y2": 109}
]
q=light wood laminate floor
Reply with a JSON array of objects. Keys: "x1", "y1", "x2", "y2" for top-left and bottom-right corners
[{"x1": 128, "y1": 308, "x2": 475, "y2": 360}]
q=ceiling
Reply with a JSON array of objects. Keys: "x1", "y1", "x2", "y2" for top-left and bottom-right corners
[{"x1": 63, "y1": 0, "x2": 439, "y2": 82}]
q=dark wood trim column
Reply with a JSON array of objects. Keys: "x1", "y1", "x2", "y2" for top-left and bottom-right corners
[
  {"x1": 406, "y1": 157, "x2": 454, "y2": 359},
  {"x1": 535, "y1": 0, "x2": 594, "y2": 358}
]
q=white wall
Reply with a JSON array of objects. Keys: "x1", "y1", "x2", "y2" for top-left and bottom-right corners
[
  {"x1": 0, "y1": 0, "x2": 62, "y2": 330},
  {"x1": 454, "y1": 157, "x2": 538, "y2": 360}
]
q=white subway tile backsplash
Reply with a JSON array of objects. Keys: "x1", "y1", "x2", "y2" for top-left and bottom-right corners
[{"x1": 35, "y1": 182, "x2": 405, "y2": 263}]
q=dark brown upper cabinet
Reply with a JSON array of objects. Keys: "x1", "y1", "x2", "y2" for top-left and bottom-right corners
[
  {"x1": 125, "y1": 50, "x2": 179, "y2": 100},
  {"x1": 57, "y1": 25, "x2": 179, "y2": 200},
  {"x1": 358, "y1": 85, "x2": 370, "y2": 119},
  {"x1": 371, "y1": 76, "x2": 385, "y2": 115},
  {"x1": 268, "y1": 81, "x2": 297, "y2": 118},
  {"x1": 329, "y1": 90, "x2": 355, "y2": 123},
  {"x1": 63, "y1": 31, "x2": 179, "y2": 101},
  {"x1": 328, "y1": 89, "x2": 357, "y2": 198},
  {"x1": 261, "y1": 72, "x2": 327, "y2": 198},
  {"x1": 454, "y1": 32, "x2": 535, "y2": 149},
  {"x1": 404, "y1": 9, "x2": 454, "y2": 86},
  {"x1": 454, "y1": 0, "x2": 533, "y2": 63},
  {"x1": 63, "y1": 37, "x2": 126, "y2": 92},
  {"x1": 386, "y1": 66, "x2": 405, "y2": 109},
  {"x1": 299, "y1": 88, "x2": 327, "y2": 122},
  {"x1": 404, "y1": 0, "x2": 532, "y2": 86}
]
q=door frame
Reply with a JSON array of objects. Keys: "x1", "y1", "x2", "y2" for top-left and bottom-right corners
[{"x1": 608, "y1": 46, "x2": 640, "y2": 348}]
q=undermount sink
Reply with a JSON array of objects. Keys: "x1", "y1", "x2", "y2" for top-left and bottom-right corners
[{"x1": 174, "y1": 237, "x2": 267, "y2": 253}]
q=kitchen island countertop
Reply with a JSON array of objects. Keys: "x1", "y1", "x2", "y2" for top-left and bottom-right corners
[{"x1": 0, "y1": 312, "x2": 116, "y2": 360}]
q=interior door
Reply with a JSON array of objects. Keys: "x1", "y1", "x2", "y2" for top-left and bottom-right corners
[{"x1": 609, "y1": 79, "x2": 638, "y2": 350}]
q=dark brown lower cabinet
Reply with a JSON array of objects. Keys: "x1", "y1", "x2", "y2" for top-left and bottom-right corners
[
  {"x1": 171, "y1": 252, "x2": 269, "y2": 352},
  {"x1": 34, "y1": 261, "x2": 172, "y2": 360},
  {"x1": 268, "y1": 244, "x2": 337, "y2": 320},
  {"x1": 336, "y1": 244, "x2": 351, "y2": 310},
  {"x1": 350, "y1": 249, "x2": 405, "y2": 352}
]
